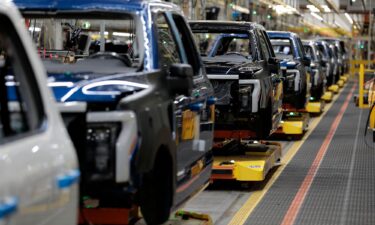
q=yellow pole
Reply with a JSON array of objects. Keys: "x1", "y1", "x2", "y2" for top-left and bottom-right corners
[{"x1": 359, "y1": 64, "x2": 365, "y2": 108}]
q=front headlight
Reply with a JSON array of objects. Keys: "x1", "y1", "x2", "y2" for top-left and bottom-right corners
[
  {"x1": 239, "y1": 85, "x2": 253, "y2": 109},
  {"x1": 86, "y1": 123, "x2": 121, "y2": 182}
]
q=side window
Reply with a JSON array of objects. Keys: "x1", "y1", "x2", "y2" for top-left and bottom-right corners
[
  {"x1": 154, "y1": 13, "x2": 182, "y2": 70},
  {"x1": 316, "y1": 44, "x2": 326, "y2": 60},
  {"x1": 304, "y1": 46, "x2": 313, "y2": 59},
  {"x1": 296, "y1": 38, "x2": 305, "y2": 58},
  {"x1": 172, "y1": 14, "x2": 201, "y2": 76},
  {"x1": 0, "y1": 15, "x2": 44, "y2": 142},
  {"x1": 257, "y1": 30, "x2": 270, "y2": 61}
]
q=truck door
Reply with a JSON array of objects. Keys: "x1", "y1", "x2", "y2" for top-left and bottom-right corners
[
  {"x1": 167, "y1": 12, "x2": 215, "y2": 204},
  {"x1": 0, "y1": 12, "x2": 78, "y2": 225},
  {"x1": 153, "y1": 10, "x2": 213, "y2": 204}
]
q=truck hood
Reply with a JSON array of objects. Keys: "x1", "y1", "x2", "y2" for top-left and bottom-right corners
[{"x1": 47, "y1": 71, "x2": 149, "y2": 103}]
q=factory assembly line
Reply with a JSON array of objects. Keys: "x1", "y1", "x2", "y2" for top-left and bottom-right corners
[{"x1": 0, "y1": 0, "x2": 374, "y2": 225}]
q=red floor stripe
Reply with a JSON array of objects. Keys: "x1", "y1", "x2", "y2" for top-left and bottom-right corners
[{"x1": 281, "y1": 84, "x2": 357, "y2": 225}]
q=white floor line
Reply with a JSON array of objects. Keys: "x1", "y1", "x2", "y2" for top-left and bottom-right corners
[{"x1": 339, "y1": 109, "x2": 363, "y2": 225}]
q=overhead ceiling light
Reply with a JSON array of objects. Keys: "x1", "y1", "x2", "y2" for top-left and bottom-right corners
[
  {"x1": 29, "y1": 27, "x2": 41, "y2": 32},
  {"x1": 345, "y1": 13, "x2": 353, "y2": 24},
  {"x1": 232, "y1": 5, "x2": 250, "y2": 14},
  {"x1": 273, "y1": 5, "x2": 298, "y2": 15},
  {"x1": 322, "y1": 5, "x2": 331, "y2": 12},
  {"x1": 306, "y1": 4, "x2": 320, "y2": 13},
  {"x1": 311, "y1": 12, "x2": 324, "y2": 21},
  {"x1": 113, "y1": 32, "x2": 132, "y2": 37}
]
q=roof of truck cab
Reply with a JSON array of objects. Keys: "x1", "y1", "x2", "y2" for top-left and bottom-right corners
[
  {"x1": 271, "y1": 40, "x2": 291, "y2": 45},
  {"x1": 189, "y1": 20, "x2": 265, "y2": 33},
  {"x1": 14, "y1": 0, "x2": 177, "y2": 12},
  {"x1": 302, "y1": 40, "x2": 315, "y2": 45},
  {"x1": 266, "y1": 31, "x2": 299, "y2": 39},
  {"x1": 318, "y1": 37, "x2": 345, "y2": 42}
]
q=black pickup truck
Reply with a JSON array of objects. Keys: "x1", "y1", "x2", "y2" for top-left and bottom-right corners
[
  {"x1": 303, "y1": 40, "x2": 326, "y2": 100},
  {"x1": 268, "y1": 31, "x2": 311, "y2": 109},
  {"x1": 190, "y1": 21, "x2": 283, "y2": 138}
]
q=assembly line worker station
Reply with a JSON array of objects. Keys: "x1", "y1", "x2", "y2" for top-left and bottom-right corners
[{"x1": 0, "y1": 0, "x2": 374, "y2": 225}]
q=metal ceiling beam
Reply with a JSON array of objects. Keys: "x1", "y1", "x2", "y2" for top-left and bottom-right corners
[
  {"x1": 258, "y1": 0, "x2": 301, "y2": 16},
  {"x1": 306, "y1": 0, "x2": 324, "y2": 12},
  {"x1": 324, "y1": 0, "x2": 339, "y2": 13},
  {"x1": 361, "y1": 0, "x2": 366, "y2": 11}
]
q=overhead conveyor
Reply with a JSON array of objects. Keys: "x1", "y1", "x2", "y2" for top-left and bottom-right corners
[{"x1": 239, "y1": 82, "x2": 375, "y2": 225}]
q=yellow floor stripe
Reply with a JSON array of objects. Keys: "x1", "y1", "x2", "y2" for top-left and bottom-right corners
[{"x1": 228, "y1": 89, "x2": 343, "y2": 225}]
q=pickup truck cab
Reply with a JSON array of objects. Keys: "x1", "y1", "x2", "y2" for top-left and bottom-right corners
[
  {"x1": 319, "y1": 38, "x2": 349, "y2": 75},
  {"x1": 268, "y1": 31, "x2": 311, "y2": 109},
  {"x1": 0, "y1": 1, "x2": 78, "y2": 225},
  {"x1": 302, "y1": 40, "x2": 326, "y2": 100},
  {"x1": 328, "y1": 44, "x2": 341, "y2": 84},
  {"x1": 190, "y1": 21, "x2": 283, "y2": 138},
  {"x1": 14, "y1": 0, "x2": 215, "y2": 224},
  {"x1": 315, "y1": 40, "x2": 336, "y2": 87}
]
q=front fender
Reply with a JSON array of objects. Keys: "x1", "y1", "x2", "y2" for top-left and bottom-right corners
[{"x1": 118, "y1": 86, "x2": 176, "y2": 175}]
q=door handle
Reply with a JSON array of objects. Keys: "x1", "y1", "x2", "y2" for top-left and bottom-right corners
[
  {"x1": 56, "y1": 169, "x2": 80, "y2": 189},
  {"x1": 0, "y1": 197, "x2": 18, "y2": 219}
]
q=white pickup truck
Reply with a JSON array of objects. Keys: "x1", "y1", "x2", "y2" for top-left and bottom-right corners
[{"x1": 0, "y1": 2, "x2": 78, "y2": 225}]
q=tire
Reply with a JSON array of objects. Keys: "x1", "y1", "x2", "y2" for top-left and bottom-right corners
[{"x1": 139, "y1": 149, "x2": 173, "y2": 225}]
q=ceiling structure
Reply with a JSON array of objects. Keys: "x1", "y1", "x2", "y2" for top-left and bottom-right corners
[{"x1": 299, "y1": 0, "x2": 373, "y2": 37}]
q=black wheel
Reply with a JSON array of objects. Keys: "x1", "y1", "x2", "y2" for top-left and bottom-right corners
[{"x1": 139, "y1": 149, "x2": 173, "y2": 225}]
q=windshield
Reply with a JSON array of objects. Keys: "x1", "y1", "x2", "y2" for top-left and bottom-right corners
[
  {"x1": 304, "y1": 45, "x2": 316, "y2": 61},
  {"x1": 316, "y1": 44, "x2": 328, "y2": 59},
  {"x1": 193, "y1": 33, "x2": 254, "y2": 61},
  {"x1": 24, "y1": 14, "x2": 144, "y2": 74},
  {"x1": 271, "y1": 39, "x2": 294, "y2": 60}
]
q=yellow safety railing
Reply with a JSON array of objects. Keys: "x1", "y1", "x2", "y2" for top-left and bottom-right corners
[
  {"x1": 350, "y1": 60, "x2": 375, "y2": 78},
  {"x1": 358, "y1": 64, "x2": 375, "y2": 108}
]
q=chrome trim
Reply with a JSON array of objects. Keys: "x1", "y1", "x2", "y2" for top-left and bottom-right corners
[
  {"x1": 312, "y1": 69, "x2": 319, "y2": 86},
  {"x1": 57, "y1": 102, "x2": 87, "y2": 113},
  {"x1": 207, "y1": 74, "x2": 239, "y2": 80},
  {"x1": 286, "y1": 69, "x2": 301, "y2": 92}
]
